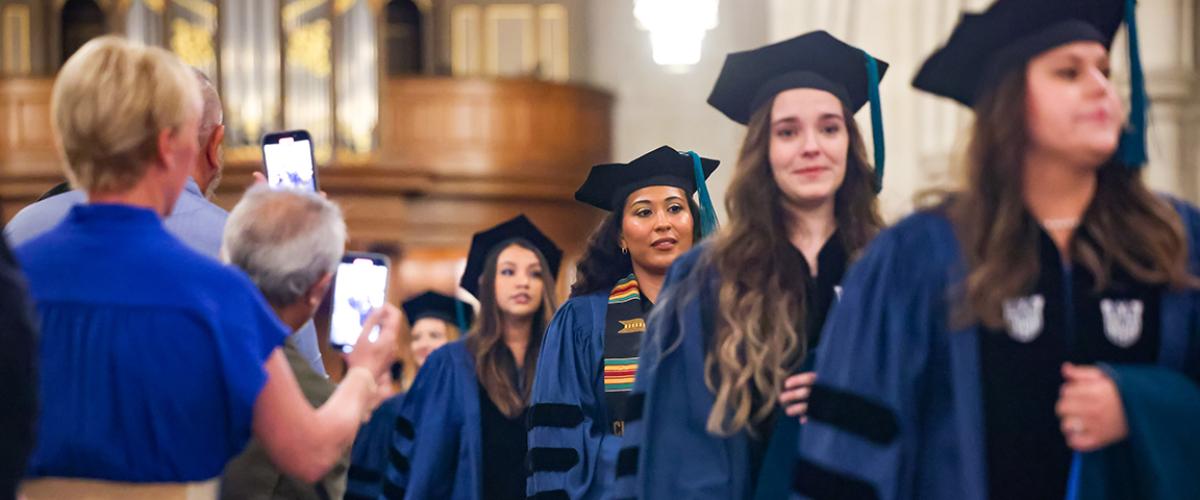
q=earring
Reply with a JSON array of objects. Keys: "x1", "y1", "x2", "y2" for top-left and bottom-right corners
[{"x1": 621, "y1": 246, "x2": 628, "y2": 255}]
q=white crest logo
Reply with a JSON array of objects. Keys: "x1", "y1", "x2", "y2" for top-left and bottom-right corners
[
  {"x1": 1003, "y1": 294, "x2": 1045, "y2": 343},
  {"x1": 1101, "y1": 299, "x2": 1143, "y2": 348},
  {"x1": 834, "y1": 285, "x2": 843, "y2": 301}
]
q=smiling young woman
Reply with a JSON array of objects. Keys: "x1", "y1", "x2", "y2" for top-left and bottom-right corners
[
  {"x1": 613, "y1": 31, "x2": 889, "y2": 500},
  {"x1": 526, "y1": 145, "x2": 719, "y2": 500}
]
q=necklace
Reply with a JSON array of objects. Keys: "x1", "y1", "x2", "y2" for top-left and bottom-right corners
[{"x1": 1041, "y1": 217, "x2": 1080, "y2": 231}]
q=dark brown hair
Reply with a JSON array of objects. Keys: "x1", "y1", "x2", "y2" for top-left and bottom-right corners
[
  {"x1": 703, "y1": 101, "x2": 883, "y2": 435},
  {"x1": 465, "y1": 239, "x2": 559, "y2": 418},
  {"x1": 950, "y1": 65, "x2": 1194, "y2": 329}
]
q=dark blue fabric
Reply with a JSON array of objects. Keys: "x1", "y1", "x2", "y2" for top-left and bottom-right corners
[
  {"x1": 613, "y1": 244, "x2": 757, "y2": 499},
  {"x1": 0, "y1": 230, "x2": 37, "y2": 497},
  {"x1": 526, "y1": 292, "x2": 617, "y2": 500},
  {"x1": 15, "y1": 204, "x2": 288, "y2": 482},
  {"x1": 1072, "y1": 365, "x2": 1200, "y2": 500},
  {"x1": 383, "y1": 341, "x2": 484, "y2": 500},
  {"x1": 796, "y1": 201, "x2": 1200, "y2": 500},
  {"x1": 347, "y1": 393, "x2": 404, "y2": 499}
]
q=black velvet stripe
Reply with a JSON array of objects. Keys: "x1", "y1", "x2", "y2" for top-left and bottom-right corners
[
  {"x1": 394, "y1": 416, "x2": 415, "y2": 440},
  {"x1": 528, "y1": 403, "x2": 585, "y2": 429},
  {"x1": 807, "y1": 384, "x2": 899, "y2": 445},
  {"x1": 388, "y1": 446, "x2": 411, "y2": 473},
  {"x1": 615, "y1": 446, "x2": 639, "y2": 477},
  {"x1": 528, "y1": 447, "x2": 580, "y2": 472},
  {"x1": 382, "y1": 481, "x2": 406, "y2": 499},
  {"x1": 792, "y1": 457, "x2": 879, "y2": 500},
  {"x1": 346, "y1": 464, "x2": 382, "y2": 483},
  {"x1": 624, "y1": 393, "x2": 645, "y2": 423},
  {"x1": 528, "y1": 490, "x2": 571, "y2": 500}
]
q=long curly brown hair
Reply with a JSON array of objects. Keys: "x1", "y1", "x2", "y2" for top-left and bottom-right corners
[
  {"x1": 949, "y1": 64, "x2": 1194, "y2": 329},
  {"x1": 703, "y1": 102, "x2": 883, "y2": 436}
]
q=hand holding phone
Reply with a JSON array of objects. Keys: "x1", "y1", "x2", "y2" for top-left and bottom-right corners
[
  {"x1": 347, "y1": 304, "x2": 401, "y2": 382},
  {"x1": 261, "y1": 129, "x2": 319, "y2": 192}
]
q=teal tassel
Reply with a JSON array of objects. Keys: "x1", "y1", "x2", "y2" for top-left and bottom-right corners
[
  {"x1": 862, "y1": 50, "x2": 886, "y2": 193},
  {"x1": 454, "y1": 299, "x2": 470, "y2": 333},
  {"x1": 687, "y1": 151, "x2": 720, "y2": 237},
  {"x1": 1118, "y1": 0, "x2": 1148, "y2": 168}
]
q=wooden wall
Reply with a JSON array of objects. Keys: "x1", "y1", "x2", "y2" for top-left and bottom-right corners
[{"x1": 1, "y1": 76, "x2": 612, "y2": 303}]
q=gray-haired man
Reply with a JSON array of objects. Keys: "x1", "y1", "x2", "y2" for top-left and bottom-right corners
[{"x1": 219, "y1": 185, "x2": 375, "y2": 500}]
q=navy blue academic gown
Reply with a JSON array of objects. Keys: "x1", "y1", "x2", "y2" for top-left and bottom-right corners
[
  {"x1": 526, "y1": 292, "x2": 618, "y2": 500},
  {"x1": 613, "y1": 239, "x2": 845, "y2": 500},
  {"x1": 611, "y1": 247, "x2": 751, "y2": 499},
  {"x1": 1073, "y1": 365, "x2": 1200, "y2": 500},
  {"x1": 795, "y1": 201, "x2": 1200, "y2": 500},
  {"x1": 345, "y1": 393, "x2": 404, "y2": 500},
  {"x1": 381, "y1": 341, "x2": 485, "y2": 500}
]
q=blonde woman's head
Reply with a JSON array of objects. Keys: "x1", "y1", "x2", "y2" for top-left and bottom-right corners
[{"x1": 51, "y1": 35, "x2": 202, "y2": 199}]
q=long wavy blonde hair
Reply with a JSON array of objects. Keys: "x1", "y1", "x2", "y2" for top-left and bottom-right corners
[{"x1": 703, "y1": 102, "x2": 882, "y2": 436}]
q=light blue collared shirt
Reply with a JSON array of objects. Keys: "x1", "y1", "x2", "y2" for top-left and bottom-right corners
[{"x1": 5, "y1": 178, "x2": 326, "y2": 376}]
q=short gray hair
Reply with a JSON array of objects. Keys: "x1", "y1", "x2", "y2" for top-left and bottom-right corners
[
  {"x1": 222, "y1": 185, "x2": 347, "y2": 307},
  {"x1": 192, "y1": 68, "x2": 223, "y2": 144}
]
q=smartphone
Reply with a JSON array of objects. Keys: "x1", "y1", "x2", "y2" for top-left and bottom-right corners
[
  {"x1": 261, "y1": 129, "x2": 319, "y2": 192},
  {"x1": 330, "y1": 252, "x2": 391, "y2": 353}
]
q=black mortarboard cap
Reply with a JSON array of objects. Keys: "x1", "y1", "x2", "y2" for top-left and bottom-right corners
[
  {"x1": 913, "y1": 0, "x2": 1147, "y2": 166},
  {"x1": 708, "y1": 30, "x2": 890, "y2": 125},
  {"x1": 459, "y1": 214, "x2": 563, "y2": 299},
  {"x1": 574, "y1": 145, "x2": 719, "y2": 212},
  {"x1": 913, "y1": 0, "x2": 1125, "y2": 107},
  {"x1": 402, "y1": 291, "x2": 474, "y2": 329}
]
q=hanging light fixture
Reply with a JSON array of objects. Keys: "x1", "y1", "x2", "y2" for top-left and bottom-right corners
[{"x1": 634, "y1": 0, "x2": 719, "y2": 67}]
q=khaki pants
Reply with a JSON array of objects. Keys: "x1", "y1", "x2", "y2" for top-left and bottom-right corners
[{"x1": 20, "y1": 477, "x2": 219, "y2": 500}]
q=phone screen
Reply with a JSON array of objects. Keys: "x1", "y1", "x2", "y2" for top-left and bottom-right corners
[
  {"x1": 263, "y1": 136, "x2": 317, "y2": 192},
  {"x1": 330, "y1": 255, "x2": 390, "y2": 353}
]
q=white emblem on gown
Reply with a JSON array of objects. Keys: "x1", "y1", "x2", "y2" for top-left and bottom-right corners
[
  {"x1": 1003, "y1": 294, "x2": 1045, "y2": 343},
  {"x1": 1100, "y1": 298, "x2": 1143, "y2": 348}
]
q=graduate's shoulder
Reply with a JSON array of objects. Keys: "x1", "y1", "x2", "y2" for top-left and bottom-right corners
[
  {"x1": 557, "y1": 292, "x2": 607, "y2": 320},
  {"x1": 404, "y1": 341, "x2": 471, "y2": 404},
  {"x1": 425, "y1": 339, "x2": 470, "y2": 369},
  {"x1": 551, "y1": 292, "x2": 607, "y2": 341},
  {"x1": 1160, "y1": 193, "x2": 1200, "y2": 239},
  {"x1": 664, "y1": 240, "x2": 715, "y2": 282},
  {"x1": 860, "y1": 208, "x2": 962, "y2": 278}
]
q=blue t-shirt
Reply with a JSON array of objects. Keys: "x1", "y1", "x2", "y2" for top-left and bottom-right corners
[{"x1": 15, "y1": 204, "x2": 289, "y2": 482}]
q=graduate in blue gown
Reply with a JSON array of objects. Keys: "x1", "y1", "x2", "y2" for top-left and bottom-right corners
[
  {"x1": 795, "y1": 2, "x2": 1200, "y2": 499},
  {"x1": 526, "y1": 145, "x2": 720, "y2": 500},
  {"x1": 381, "y1": 215, "x2": 563, "y2": 500},
  {"x1": 614, "y1": 31, "x2": 889, "y2": 499},
  {"x1": 346, "y1": 291, "x2": 472, "y2": 500}
]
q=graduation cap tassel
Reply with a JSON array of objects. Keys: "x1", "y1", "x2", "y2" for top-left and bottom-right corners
[
  {"x1": 687, "y1": 151, "x2": 720, "y2": 238},
  {"x1": 454, "y1": 299, "x2": 470, "y2": 334},
  {"x1": 862, "y1": 50, "x2": 886, "y2": 193},
  {"x1": 1117, "y1": 0, "x2": 1148, "y2": 168}
]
